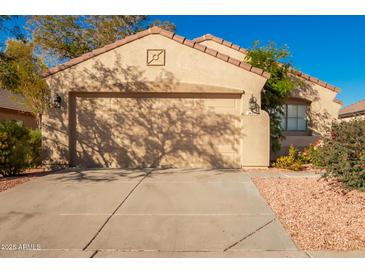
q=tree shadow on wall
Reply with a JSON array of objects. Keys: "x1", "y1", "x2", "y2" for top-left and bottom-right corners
[
  {"x1": 44, "y1": 51, "x2": 241, "y2": 168},
  {"x1": 76, "y1": 95, "x2": 240, "y2": 168},
  {"x1": 58, "y1": 53, "x2": 179, "y2": 93},
  {"x1": 289, "y1": 76, "x2": 334, "y2": 135}
]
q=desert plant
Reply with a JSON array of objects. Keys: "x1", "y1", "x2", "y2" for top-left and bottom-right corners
[
  {"x1": 28, "y1": 129, "x2": 42, "y2": 167},
  {"x1": 0, "y1": 121, "x2": 42, "y2": 176},
  {"x1": 274, "y1": 145, "x2": 303, "y2": 171},
  {"x1": 0, "y1": 121, "x2": 31, "y2": 176},
  {"x1": 319, "y1": 119, "x2": 365, "y2": 189},
  {"x1": 301, "y1": 141, "x2": 323, "y2": 167}
]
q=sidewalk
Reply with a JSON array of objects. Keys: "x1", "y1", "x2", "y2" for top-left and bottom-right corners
[{"x1": 1, "y1": 250, "x2": 365, "y2": 258}]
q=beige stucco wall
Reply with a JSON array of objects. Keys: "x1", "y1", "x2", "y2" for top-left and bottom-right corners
[
  {"x1": 274, "y1": 83, "x2": 341, "y2": 159},
  {"x1": 47, "y1": 35, "x2": 264, "y2": 95},
  {"x1": 197, "y1": 39, "x2": 341, "y2": 159},
  {"x1": 0, "y1": 108, "x2": 37, "y2": 129},
  {"x1": 241, "y1": 111, "x2": 270, "y2": 166},
  {"x1": 43, "y1": 34, "x2": 269, "y2": 167},
  {"x1": 198, "y1": 40, "x2": 341, "y2": 133},
  {"x1": 288, "y1": 83, "x2": 341, "y2": 135}
]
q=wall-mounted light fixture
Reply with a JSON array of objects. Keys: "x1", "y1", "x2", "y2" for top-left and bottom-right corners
[
  {"x1": 53, "y1": 94, "x2": 62, "y2": 108},
  {"x1": 249, "y1": 95, "x2": 259, "y2": 114}
]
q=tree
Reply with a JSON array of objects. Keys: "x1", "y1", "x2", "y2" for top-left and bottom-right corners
[
  {"x1": 27, "y1": 16, "x2": 176, "y2": 63},
  {"x1": 0, "y1": 16, "x2": 26, "y2": 45},
  {"x1": 0, "y1": 40, "x2": 49, "y2": 123},
  {"x1": 245, "y1": 41, "x2": 301, "y2": 153},
  {"x1": 0, "y1": 16, "x2": 11, "y2": 31}
]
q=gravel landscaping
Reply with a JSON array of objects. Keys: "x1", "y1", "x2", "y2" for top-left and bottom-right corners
[
  {"x1": 0, "y1": 169, "x2": 51, "y2": 192},
  {"x1": 249, "y1": 169, "x2": 365, "y2": 251}
]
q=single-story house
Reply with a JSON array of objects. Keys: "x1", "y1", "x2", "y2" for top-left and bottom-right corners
[
  {"x1": 0, "y1": 89, "x2": 37, "y2": 129},
  {"x1": 338, "y1": 98, "x2": 365, "y2": 121},
  {"x1": 41, "y1": 26, "x2": 342, "y2": 168}
]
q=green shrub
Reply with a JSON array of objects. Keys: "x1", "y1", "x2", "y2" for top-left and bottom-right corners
[
  {"x1": 0, "y1": 121, "x2": 42, "y2": 177},
  {"x1": 274, "y1": 145, "x2": 303, "y2": 171},
  {"x1": 301, "y1": 141, "x2": 323, "y2": 167},
  {"x1": 28, "y1": 129, "x2": 42, "y2": 167},
  {"x1": 319, "y1": 119, "x2": 365, "y2": 189}
]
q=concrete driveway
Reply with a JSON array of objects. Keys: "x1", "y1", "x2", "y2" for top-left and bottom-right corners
[{"x1": 0, "y1": 168, "x2": 298, "y2": 257}]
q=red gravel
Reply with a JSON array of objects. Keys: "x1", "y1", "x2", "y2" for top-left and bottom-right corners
[
  {"x1": 252, "y1": 174, "x2": 365, "y2": 250},
  {"x1": 0, "y1": 168, "x2": 53, "y2": 193}
]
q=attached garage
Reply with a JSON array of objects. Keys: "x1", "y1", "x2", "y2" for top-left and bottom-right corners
[
  {"x1": 72, "y1": 92, "x2": 241, "y2": 168},
  {"x1": 42, "y1": 27, "x2": 271, "y2": 169}
]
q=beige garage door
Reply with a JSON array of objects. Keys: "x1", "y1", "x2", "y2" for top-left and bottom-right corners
[{"x1": 75, "y1": 93, "x2": 241, "y2": 168}]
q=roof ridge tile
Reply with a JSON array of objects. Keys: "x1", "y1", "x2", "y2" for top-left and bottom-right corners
[
  {"x1": 333, "y1": 98, "x2": 344, "y2": 106},
  {"x1": 42, "y1": 27, "x2": 270, "y2": 79},
  {"x1": 194, "y1": 34, "x2": 340, "y2": 93}
]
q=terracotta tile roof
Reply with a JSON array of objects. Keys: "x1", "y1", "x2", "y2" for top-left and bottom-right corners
[
  {"x1": 194, "y1": 34, "x2": 249, "y2": 55},
  {"x1": 0, "y1": 89, "x2": 32, "y2": 113},
  {"x1": 339, "y1": 98, "x2": 365, "y2": 118},
  {"x1": 193, "y1": 34, "x2": 340, "y2": 93},
  {"x1": 42, "y1": 27, "x2": 270, "y2": 79},
  {"x1": 333, "y1": 98, "x2": 344, "y2": 106}
]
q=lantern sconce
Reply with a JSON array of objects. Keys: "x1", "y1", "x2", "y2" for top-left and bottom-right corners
[
  {"x1": 53, "y1": 94, "x2": 62, "y2": 108},
  {"x1": 249, "y1": 95, "x2": 260, "y2": 114}
]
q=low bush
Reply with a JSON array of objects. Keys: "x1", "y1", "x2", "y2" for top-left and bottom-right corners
[
  {"x1": 319, "y1": 119, "x2": 365, "y2": 189},
  {"x1": 28, "y1": 129, "x2": 42, "y2": 167},
  {"x1": 0, "y1": 121, "x2": 42, "y2": 177},
  {"x1": 274, "y1": 145, "x2": 303, "y2": 171},
  {"x1": 301, "y1": 140, "x2": 324, "y2": 168}
]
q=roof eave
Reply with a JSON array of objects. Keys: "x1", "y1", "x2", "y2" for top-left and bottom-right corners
[
  {"x1": 194, "y1": 33, "x2": 340, "y2": 93},
  {"x1": 42, "y1": 27, "x2": 270, "y2": 80}
]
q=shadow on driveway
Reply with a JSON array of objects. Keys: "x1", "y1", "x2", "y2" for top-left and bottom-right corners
[{"x1": 0, "y1": 168, "x2": 296, "y2": 257}]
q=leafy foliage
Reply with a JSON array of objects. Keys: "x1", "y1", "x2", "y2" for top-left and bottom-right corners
[
  {"x1": 29, "y1": 129, "x2": 42, "y2": 167},
  {"x1": 0, "y1": 16, "x2": 11, "y2": 31},
  {"x1": 0, "y1": 16, "x2": 26, "y2": 45},
  {"x1": 245, "y1": 41, "x2": 300, "y2": 152},
  {"x1": 273, "y1": 145, "x2": 303, "y2": 171},
  {"x1": 0, "y1": 40, "x2": 49, "y2": 118},
  {"x1": 0, "y1": 121, "x2": 42, "y2": 177},
  {"x1": 319, "y1": 119, "x2": 365, "y2": 189},
  {"x1": 301, "y1": 141, "x2": 323, "y2": 167},
  {"x1": 27, "y1": 16, "x2": 176, "y2": 62}
]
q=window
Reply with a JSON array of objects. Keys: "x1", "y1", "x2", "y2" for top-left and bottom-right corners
[{"x1": 280, "y1": 104, "x2": 307, "y2": 131}]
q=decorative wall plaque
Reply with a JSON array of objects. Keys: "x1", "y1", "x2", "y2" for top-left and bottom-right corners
[{"x1": 147, "y1": 49, "x2": 165, "y2": 66}]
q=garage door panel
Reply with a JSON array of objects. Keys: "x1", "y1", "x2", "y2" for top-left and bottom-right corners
[
  {"x1": 75, "y1": 95, "x2": 241, "y2": 168},
  {"x1": 192, "y1": 98, "x2": 240, "y2": 168},
  {"x1": 76, "y1": 98, "x2": 119, "y2": 167},
  {"x1": 112, "y1": 97, "x2": 195, "y2": 168}
]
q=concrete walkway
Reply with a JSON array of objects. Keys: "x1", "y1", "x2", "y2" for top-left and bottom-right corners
[{"x1": 0, "y1": 168, "x2": 363, "y2": 258}]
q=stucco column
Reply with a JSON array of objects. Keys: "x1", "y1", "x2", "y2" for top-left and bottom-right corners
[{"x1": 240, "y1": 95, "x2": 270, "y2": 167}]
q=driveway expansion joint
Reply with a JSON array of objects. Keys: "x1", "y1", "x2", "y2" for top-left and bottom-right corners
[
  {"x1": 223, "y1": 218, "x2": 276, "y2": 252},
  {"x1": 82, "y1": 168, "x2": 155, "y2": 251},
  {"x1": 90, "y1": 250, "x2": 99, "y2": 258}
]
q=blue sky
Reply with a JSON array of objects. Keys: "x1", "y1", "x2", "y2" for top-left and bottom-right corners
[
  {"x1": 151, "y1": 16, "x2": 365, "y2": 107},
  {"x1": 1, "y1": 16, "x2": 364, "y2": 106}
]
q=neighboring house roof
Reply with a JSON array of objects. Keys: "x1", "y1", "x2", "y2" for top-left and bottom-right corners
[
  {"x1": 339, "y1": 98, "x2": 365, "y2": 118},
  {"x1": 0, "y1": 89, "x2": 32, "y2": 113},
  {"x1": 42, "y1": 26, "x2": 271, "y2": 79},
  {"x1": 193, "y1": 34, "x2": 341, "y2": 93}
]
